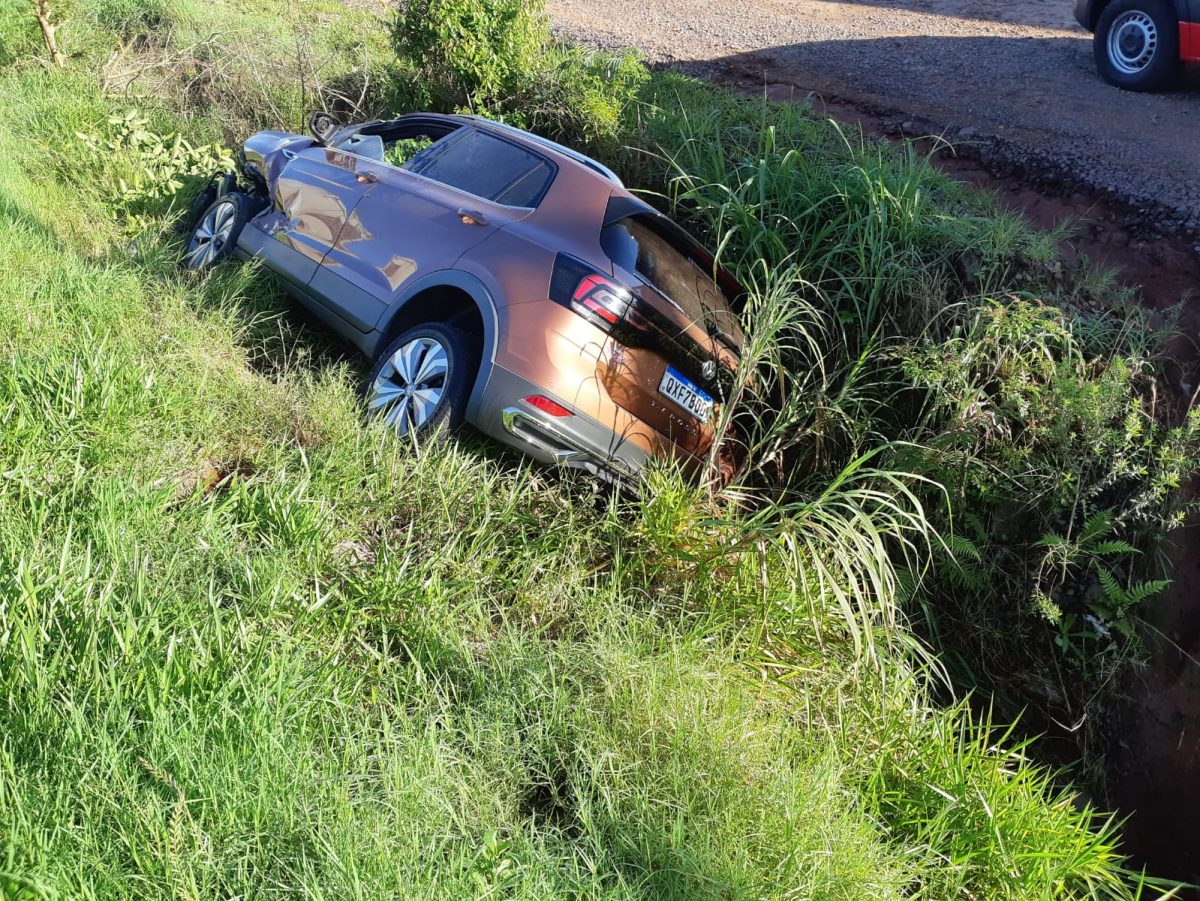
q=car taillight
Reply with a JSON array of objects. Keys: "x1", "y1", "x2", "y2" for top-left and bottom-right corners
[
  {"x1": 573, "y1": 274, "x2": 628, "y2": 325},
  {"x1": 549, "y1": 254, "x2": 633, "y2": 333}
]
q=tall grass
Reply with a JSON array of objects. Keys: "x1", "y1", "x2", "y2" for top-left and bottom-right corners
[
  {"x1": 615, "y1": 73, "x2": 1199, "y2": 734},
  {"x1": 629, "y1": 87, "x2": 1057, "y2": 340}
]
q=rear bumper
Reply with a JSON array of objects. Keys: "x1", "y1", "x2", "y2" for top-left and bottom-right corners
[
  {"x1": 1183, "y1": 21, "x2": 1200, "y2": 62},
  {"x1": 471, "y1": 363, "x2": 651, "y2": 483}
]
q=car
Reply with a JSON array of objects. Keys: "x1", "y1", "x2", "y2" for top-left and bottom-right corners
[
  {"x1": 1074, "y1": 0, "x2": 1200, "y2": 90},
  {"x1": 182, "y1": 112, "x2": 745, "y2": 483}
]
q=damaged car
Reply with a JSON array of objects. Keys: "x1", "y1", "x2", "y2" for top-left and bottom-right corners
[{"x1": 183, "y1": 112, "x2": 745, "y2": 482}]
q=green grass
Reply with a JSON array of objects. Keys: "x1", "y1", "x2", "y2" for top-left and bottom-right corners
[
  {"x1": 609, "y1": 70, "x2": 1199, "y2": 723},
  {"x1": 0, "y1": 1, "x2": 1182, "y2": 898}
]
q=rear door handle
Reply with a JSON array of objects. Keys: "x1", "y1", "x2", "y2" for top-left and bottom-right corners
[
  {"x1": 457, "y1": 208, "x2": 488, "y2": 227},
  {"x1": 355, "y1": 171, "x2": 379, "y2": 185}
]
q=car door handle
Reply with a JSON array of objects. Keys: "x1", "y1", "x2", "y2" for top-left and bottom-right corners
[
  {"x1": 355, "y1": 171, "x2": 378, "y2": 184},
  {"x1": 457, "y1": 208, "x2": 488, "y2": 227}
]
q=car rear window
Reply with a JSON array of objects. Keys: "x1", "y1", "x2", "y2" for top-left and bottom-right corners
[
  {"x1": 601, "y1": 215, "x2": 743, "y2": 345},
  {"x1": 408, "y1": 128, "x2": 555, "y2": 208}
]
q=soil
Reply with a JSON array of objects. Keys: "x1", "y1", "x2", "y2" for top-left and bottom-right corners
[
  {"x1": 549, "y1": 0, "x2": 1200, "y2": 886},
  {"x1": 1108, "y1": 505, "x2": 1200, "y2": 890}
]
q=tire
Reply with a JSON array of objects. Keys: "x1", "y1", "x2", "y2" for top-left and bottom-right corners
[
  {"x1": 182, "y1": 172, "x2": 236, "y2": 235},
  {"x1": 182, "y1": 191, "x2": 253, "y2": 271},
  {"x1": 1094, "y1": 0, "x2": 1180, "y2": 91},
  {"x1": 366, "y1": 323, "x2": 475, "y2": 440}
]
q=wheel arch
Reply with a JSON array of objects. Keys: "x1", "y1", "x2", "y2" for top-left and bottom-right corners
[
  {"x1": 367, "y1": 270, "x2": 501, "y2": 422},
  {"x1": 1086, "y1": 0, "x2": 1189, "y2": 28}
]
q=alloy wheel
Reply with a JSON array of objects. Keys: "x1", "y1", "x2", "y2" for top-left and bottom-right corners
[
  {"x1": 184, "y1": 199, "x2": 237, "y2": 269},
  {"x1": 368, "y1": 336, "x2": 450, "y2": 436},
  {"x1": 1108, "y1": 10, "x2": 1158, "y2": 74}
]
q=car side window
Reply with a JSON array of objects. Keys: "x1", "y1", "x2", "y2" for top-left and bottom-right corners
[
  {"x1": 385, "y1": 135, "x2": 434, "y2": 169},
  {"x1": 411, "y1": 128, "x2": 555, "y2": 208}
]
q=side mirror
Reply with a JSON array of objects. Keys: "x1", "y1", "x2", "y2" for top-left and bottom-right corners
[{"x1": 308, "y1": 111, "x2": 342, "y2": 144}]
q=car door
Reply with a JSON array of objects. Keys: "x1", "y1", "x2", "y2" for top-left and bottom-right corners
[
  {"x1": 255, "y1": 146, "x2": 378, "y2": 289},
  {"x1": 306, "y1": 127, "x2": 553, "y2": 333}
]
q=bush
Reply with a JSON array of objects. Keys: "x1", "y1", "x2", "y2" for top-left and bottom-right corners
[
  {"x1": 394, "y1": 0, "x2": 546, "y2": 112},
  {"x1": 76, "y1": 108, "x2": 233, "y2": 227},
  {"x1": 898, "y1": 298, "x2": 1199, "y2": 674},
  {"x1": 530, "y1": 44, "x2": 647, "y2": 148},
  {"x1": 392, "y1": 0, "x2": 644, "y2": 148}
]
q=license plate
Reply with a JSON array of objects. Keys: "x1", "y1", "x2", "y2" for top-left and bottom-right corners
[{"x1": 658, "y1": 365, "x2": 713, "y2": 421}]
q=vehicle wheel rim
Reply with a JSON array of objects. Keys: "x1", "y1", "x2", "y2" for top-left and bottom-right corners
[
  {"x1": 1108, "y1": 11, "x2": 1158, "y2": 74},
  {"x1": 369, "y1": 336, "x2": 449, "y2": 436},
  {"x1": 184, "y1": 199, "x2": 237, "y2": 269}
]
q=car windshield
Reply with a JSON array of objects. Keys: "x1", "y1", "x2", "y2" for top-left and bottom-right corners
[
  {"x1": 601, "y1": 215, "x2": 743, "y2": 346},
  {"x1": 407, "y1": 128, "x2": 555, "y2": 208}
]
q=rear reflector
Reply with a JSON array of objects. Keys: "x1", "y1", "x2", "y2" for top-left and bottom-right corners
[{"x1": 524, "y1": 395, "x2": 573, "y2": 417}]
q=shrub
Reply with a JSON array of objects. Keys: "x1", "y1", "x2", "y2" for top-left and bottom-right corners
[
  {"x1": 394, "y1": 0, "x2": 546, "y2": 112},
  {"x1": 76, "y1": 108, "x2": 233, "y2": 226},
  {"x1": 523, "y1": 43, "x2": 647, "y2": 147},
  {"x1": 392, "y1": 0, "x2": 644, "y2": 148},
  {"x1": 898, "y1": 298, "x2": 1199, "y2": 674}
]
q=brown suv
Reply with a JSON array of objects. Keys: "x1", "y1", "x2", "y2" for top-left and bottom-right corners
[{"x1": 183, "y1": 112, "x2": 745, "y2": 481}]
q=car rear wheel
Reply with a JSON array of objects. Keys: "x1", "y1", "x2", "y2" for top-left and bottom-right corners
[
  {"x1": 183, "y1": 192, "x2": 252, "y2": 271},
  {"x1": 366, "y1": 324, "x2": 474, "y2": 440},
  {"x1": 1094, "y1": 0, "x2": 1180, "y2": 91}
]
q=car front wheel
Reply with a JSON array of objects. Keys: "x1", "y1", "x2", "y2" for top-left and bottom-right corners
[
  {"x1": 366, "y1": 324, "x2": 474, "y2": 440},
  {"x1": 183, "y1": 191, "x2": 252, "y2": 270},
  {"x1": 1094, "y1": 0, "x2": 1180, "y2": 91}
]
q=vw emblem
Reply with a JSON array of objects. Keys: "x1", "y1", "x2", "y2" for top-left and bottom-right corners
[{"x1": 701, "y1": 360, "x2": 717, "y2": 380}]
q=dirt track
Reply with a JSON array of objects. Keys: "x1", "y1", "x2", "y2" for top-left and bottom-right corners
[{"x1": 549, "y1": 0, "x2": 1200, "y2": 238}]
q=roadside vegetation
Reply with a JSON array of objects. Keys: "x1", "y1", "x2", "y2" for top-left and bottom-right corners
[
  {"x1": 621, "y1": 79, "x2": 1199, "y2": 730},
  {"x1": 0, "y1": 0, "x2": 1195, "y2": 898}
]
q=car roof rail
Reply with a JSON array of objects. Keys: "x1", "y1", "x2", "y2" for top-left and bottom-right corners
[{"x1": 458, "y1": 115, "x2": 624, "y2": 188}]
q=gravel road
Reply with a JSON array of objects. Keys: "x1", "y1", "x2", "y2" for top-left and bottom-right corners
[{"x1": 549, "y1": 0, "x2": 1200, "y2": 237}]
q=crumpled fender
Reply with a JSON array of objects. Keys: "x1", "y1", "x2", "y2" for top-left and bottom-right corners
[{"x1": 241, "y1": 131, "x2": 316, "y2": 193}]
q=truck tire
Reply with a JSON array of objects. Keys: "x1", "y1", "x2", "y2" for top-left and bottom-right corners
[{"x1": 1094, "y1": 0, "x2": 1181, "y2": 91}]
